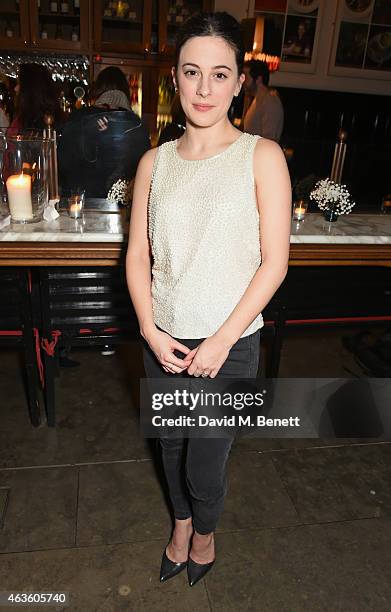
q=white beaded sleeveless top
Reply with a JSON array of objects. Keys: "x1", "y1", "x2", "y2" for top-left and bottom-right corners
[{"x1": 148, "y1": 131, "x2": 264, "y2": 339}]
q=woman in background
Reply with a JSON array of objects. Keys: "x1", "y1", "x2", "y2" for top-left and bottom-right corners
[
  {"x1": 58, "y1": 66, "x2": 150, "y2": 198},
  {"x1": 0, "y1": 83, "x2": 11, "y2": 128},
  {"x1": 90, "y1": 66, "x2": 133, "y2": 111},
  {"x1": 9, "y1": 63, "x2": 62, "y2": 132}
]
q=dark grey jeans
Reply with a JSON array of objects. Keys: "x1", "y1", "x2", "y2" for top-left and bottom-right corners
[{"x1": 142, "y1": 328, "x2": 261, "y2": 534}]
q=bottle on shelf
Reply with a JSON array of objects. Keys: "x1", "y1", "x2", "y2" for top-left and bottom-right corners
[
  {"x1": 55, "y1": 24, "x2": 63, "y2": 39},
  {"x1": 5, "y1": 21, "x2": 14, "y2": 38},
  {"x1": 50, "y1": 1, "x2": 59, "y2": 13},
  {"x1": 151, "y1": 30, "x2": 157, "y2": 51},
  {"x1": 60, "y1": 1, "x2": 69, "y2": 14},
  {"x1": 128, "y1": 1, "x2": 136, "y2": 20},
  {"x1": 59, "y1": 91, "x2": 72, "y2": 113},
  {"x1": 130, "y1": 75, "x2": 139, "y2": 105},
  {"x1": 40, "y1": 23, "x2": 48, "y2": 39},
  {"x1": 37, "y1": 0, "x2": 41, "y2": 13},
  {"x1": 110, "y1": 1, "x2": 118, "y2": 16},
  {"x1": 168, "y1": 6, "x2": 175, "y2": 23},
  {"x1": 116, "y1": 1, "x2": 129, "y2": 18},
  {"x1": 73, "y1": 0, "x2": 80, "y2": 15},
  {"x1": 71, "y1": 26, "x2": 79, "y2": 41}
]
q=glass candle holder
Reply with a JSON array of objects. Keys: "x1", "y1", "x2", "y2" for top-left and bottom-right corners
[
  {"x1": 292, "y1": 199, "x2": 308, "y2": 221},
  {"x1": 381, "y1": 194, "x2": 391, "y2": 214},
  {"x1": 67, "y1": 192, "x2": 85, "y2": 219},
  {"x1": 2, "y1": 130, "x2": 49, "y2": 223}
]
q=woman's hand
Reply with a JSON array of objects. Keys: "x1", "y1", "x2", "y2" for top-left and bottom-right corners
[
  {"x1": 145, "y1": 328, "x2": 193, "y2": 374},
  {"x1": 186, "y1": 335, "x2": 231, "y2": 378}
]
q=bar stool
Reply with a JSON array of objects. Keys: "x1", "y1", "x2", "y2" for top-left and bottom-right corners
[{"x1": 0, "y1": 268, "x2": 41, "y2": 426}]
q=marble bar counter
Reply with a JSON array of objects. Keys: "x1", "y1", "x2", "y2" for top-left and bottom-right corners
[
  {"x1": 291, "y1": 212, "x2": 391, "y2": 244},
  {"x1": 0, "y1": 202, "x2": 390, "y2": 266}
]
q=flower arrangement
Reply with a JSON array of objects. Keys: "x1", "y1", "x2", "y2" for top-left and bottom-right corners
[
  {"x1": 309, "y1": 178, "x2": 355, "y2": 221},
  {"x1": 107, "y1": 178, "x2": 134, "y2": 207}
]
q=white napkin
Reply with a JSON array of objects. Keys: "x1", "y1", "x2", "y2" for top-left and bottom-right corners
[
  {"x1": 0, "y1": 215, "x2": 11, "y2": 229},
  {"x1": 43, "y1": 200, "x2": 60, "y2": 221}
]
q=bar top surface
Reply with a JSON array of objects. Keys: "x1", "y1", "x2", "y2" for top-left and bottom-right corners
[{"x1": 0, "y1": 201, "x2": 390, "y2": 244}]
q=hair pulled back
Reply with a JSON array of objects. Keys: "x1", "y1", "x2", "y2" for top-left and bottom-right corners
[{"x1": 175, "y1": 11, "x2": 245, "y2": 76}]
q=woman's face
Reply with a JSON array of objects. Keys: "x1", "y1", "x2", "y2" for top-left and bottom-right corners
[{"x1": 172, "y1": 35, "x2": 244, "y2": 128}]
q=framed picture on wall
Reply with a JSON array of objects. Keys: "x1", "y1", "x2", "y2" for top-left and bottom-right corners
[
  {"x1": 254, "y1": 0, "x2": 324, "y2": 73},
  {"x1": 329, "y1": 0, "x2": 391, "y2": 80}
]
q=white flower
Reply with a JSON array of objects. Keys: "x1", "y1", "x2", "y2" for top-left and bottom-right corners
[
  {"x1": 309, "y1": 178, "x2": 355, "y2": 215},
  {"x1": 107, "y1": 179, "x2": 134, "y2": 206}
]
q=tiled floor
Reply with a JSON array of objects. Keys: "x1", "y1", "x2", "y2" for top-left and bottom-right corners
[{"x1": 0, "y1": 327, "x2": 390, "y2": 611}]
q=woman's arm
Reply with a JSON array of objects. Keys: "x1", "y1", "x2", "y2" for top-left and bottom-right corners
[
  {"x1": 216, "y1": 137, "x2": 291, "y2": 346},
  {"x1": 125, "y1": 148, "x2": 156, "y2": 339},
  {"x1": 187, "y1": 138, "x2": 292, "y2": 377},
  {"x1": 125, "y1": 148, "x2": 193, "y2": 374}
]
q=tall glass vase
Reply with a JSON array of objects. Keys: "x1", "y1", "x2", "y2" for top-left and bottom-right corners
[
  {"x1": 323, "y1": 202, "x2": 339, "y2": 222},
  {"x1": 1, "y1": 129, "x2": 50, "y2": 223}
]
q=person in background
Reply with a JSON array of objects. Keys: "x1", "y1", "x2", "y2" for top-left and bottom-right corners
[
  {"x1": 0, "y1": 83, "x2": 11, "y2": 128},
  {"x1": 242, "y1": 59, "x2": 284, "y2": 143},
  {"x1": 91, "y1": 66, "x2": 132, "y2": 111},
  {"x1": 9, "y1": 63, "x2": 62, "y2": 133},
  {"x1": 58, "y1": 66, "x2": 150, "y2": 198},
  {"x1": 158, "y1": 93, "x2": 186, "y2": 145},
  {"x1": 57, "y1": 67, "x2": 150, "y2": 364},
  {"x1": 282, "y1": 20, "x2": 313, "y2": 58}
]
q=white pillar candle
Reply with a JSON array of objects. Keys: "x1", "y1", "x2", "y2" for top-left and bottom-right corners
[{"x1": 6, "y1": 173, "x2": 33, "y2": 221}]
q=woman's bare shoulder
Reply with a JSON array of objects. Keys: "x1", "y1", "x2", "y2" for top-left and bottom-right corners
[
  {"x1": 254, "y1": 136, "x2": 283, "y2": 157},
  {"x1": 138, "y1": 146, "x2": 158, "y2": 173},
  {"x1": 133, "y1": 147, "x2": 160, "y2": 192},
  {"x1": 253, "y1": 137, "x2": 287, "y2": 174}
]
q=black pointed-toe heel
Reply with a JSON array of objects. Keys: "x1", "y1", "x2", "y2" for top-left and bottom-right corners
[
  {"x1": 187, "y1": 556, "x2": 215, "y2": 587},
  {"x1": 160, "y1": 548, "x2": 188, "y2": 583}
]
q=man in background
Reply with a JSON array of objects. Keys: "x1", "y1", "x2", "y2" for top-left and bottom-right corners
[{"x1": 242, "y1": 59, "x2": 284, "y2": 143}]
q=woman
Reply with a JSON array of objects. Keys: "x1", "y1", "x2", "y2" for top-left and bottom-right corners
[
  {"x1": 126, "y1": 12, "x2": 291, "y2": 586},
  {"x1": 9, "y1": 63, "x2": 62, "y2": 132},
  {"x1": 89, "y1": 65, "x2": 132, "y2": 111},
  {"x1": 0, "y1": 83, "x2": 11, "y2": 128},
  {"x1": 58, "y1": 66, "x2": 150, "y2": 198}
]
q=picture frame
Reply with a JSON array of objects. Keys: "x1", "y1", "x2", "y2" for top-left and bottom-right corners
[
  {"x1": 254, "y1": 0, "x2": 324, "y2": 74},
  {"x1": 328, "y1": 0, "x2": 391, "y2": 80}
]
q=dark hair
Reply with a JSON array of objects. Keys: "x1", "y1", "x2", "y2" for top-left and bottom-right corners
[
  {"x1": 170, "y1": 93, "x2": 186, "y2": 126},
  {"x1": 244, "y1": 59, "x2": 270, "y2": 86},
  {"x1": 91, "y1": 67, "x2": 131, "y2": 103},
  {"x1": 16, "y1": 63, "x2": 60, "y2": 129},
  {"x1": 0, "y1": 82, "x2": 12, "y2": 119},
  {"x1": 175, "y1": 11, "x2": 245, "y2": 76}
]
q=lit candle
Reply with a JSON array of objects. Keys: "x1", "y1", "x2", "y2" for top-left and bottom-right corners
[
  {"x1": 69, "y1": 202, "x2": 83, "y2": 218},
  {"x1": 293, "y1": 205, "x2": 306, "y2": 221},
  {"x1": 6, "y1": 173, "x2": 33, "y2": 221}
]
